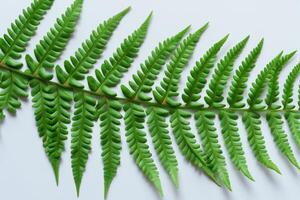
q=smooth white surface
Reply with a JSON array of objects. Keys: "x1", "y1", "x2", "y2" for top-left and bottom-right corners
[{"x1": 1, "y1": 0, "x2": 300, "y2": 199}]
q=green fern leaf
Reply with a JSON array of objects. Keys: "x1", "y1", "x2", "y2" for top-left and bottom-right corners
[
  {"x1": 97, "y1": 98, "x2": 122, "y2": 199},
  {"x1": 247, "y1": 52, "x2": 283, "y2": 109},
  {"x1": 265, "y1": 52, "x2": 300, "y2": 169},
  {"x1": 87, "y1": 13, "x2": 152, "y2": 95},
  {"x1": 243, "y1": 53, "x2": 284, "y2": 173},
  {"x1": 124, "y1": 103, "x2": 163, "y2": 196},
  {"x1": 218, "y1": 40, "x2": 264, "y2": 181},
  {"x1": 121, "y1": 26, "x2": 190, "y2": 101},
  {"x1": 0, "y1": 70, "x2": 28, "y2": 118},
  {"x1": 26, "y1": 0, "x2": 83, "y2": 184},
  {"x1": 204, "y1": 36, "x2": 249, "y2": 108},
  {"x1": 219, "y1": 111, "x2": 253, "y2": 180},
  {"x1": 0, "y1": 0, "x2": 54, "y2": 68},
  {"x1": 153, "y1": 24, "x2": 208, "y2": 107},
  {"x1": 283, "y1": 63, "x2": 300, "y2": 148},
  {"x1": 147, "y1": 106, "x2": 178, "y2": 187},
  {"x1": 71, "y1": 91, "x2": 96, "y2": 196},
  {"x1": 227, "y1": 39, "x2": 264, "y2": 108},
  {"x1": 242, "y1": 111, "x2": 281, "y2": 173},
  {"x1": 182, "y1": 35, "x2": 228, "y2": 106},
  {"x1": 195, "y1": 111, "x2": 231, "y2": 190},
  {"x1": 57, "y1": 7, "x2": 130, "y2": 88},
  {"x1": 170, "y1": 109, "x2": 218, "y2": 184},
  {"x1": 25, "y1": 0, "x2": 83, "y2": 80}
]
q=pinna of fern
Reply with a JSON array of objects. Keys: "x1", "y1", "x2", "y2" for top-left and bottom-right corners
[{"x1": 3, "y1": 0, "x2": 300, "y2": 199}]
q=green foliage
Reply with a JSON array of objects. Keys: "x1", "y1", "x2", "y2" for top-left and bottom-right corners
[
  {"x1": 121, "y1": 26, "x2": 189, "y2": 101},
  {"x1": 57, "y1": 7, "x2": 130, "y2": 88},
  {"x1": 88, "y1": 13, "x2": 152, "y2": 96},
  {"x1": 0, "y1": 0, "x2": 54, "y2": 68},
  {"x1": 204, "y1": 36, "x2": 249, "y2": 108},
  {"x1": 182, "y1": 35, "x2": 228, "y2": 106},
  {"x1": 3, "y1": 1, "x2": 300, "y2": 198},
  {"x1": 147, "y1": 106, "x2": 178, "y2": 186},
  {"x1": 97, "y1": 98, "x2": 122, "y2": 199},
  {"x1": 124, "y1": 103, "x2": 163, "y2": 196},
  {"x1": 218, "y1": 40, "x2": 263, "y2": 181},
  {"x1": 71, "y1": 91, "x2": 96, "y2": 196},
  {"x1": 0, "y1": 70, "x2": 28, "y2": 119},
  {"x1": 26, "y1": 0, "x2": 83, "y2": 80},
  {"x1": 283, "y1": 64, "x2": 300, "y2": 149},
  {"x1": 153, "y1": 24, "x2": 208, "y2": 107},
  {"x1": 26, "y1": 0, "x2": 83, "y2": 184},
  {"x1": 170, "y1": 109, "x2": 217, "y2": 183},
  {"x1": 195, "y1": 111, "x2": 231, "y2": 190}
]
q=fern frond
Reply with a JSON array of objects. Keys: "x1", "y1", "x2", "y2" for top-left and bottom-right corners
[
  {"x1": 243, "y1": 53, "x2": 284, "y2": 173},
  {"x1": 219, "y1": 110, "x2": 253, "y2": 180},
  {"x1": 217, "y1": 40, "x2": 263, "y2": 181},
  {"x1": 25, "y1": 0, "x2": 83, "y2": 80},
  {"x1": 264, "y1": 52, "x2": 300, "y2": 169},
  {"x1": 0, "y1": 0, "x2": 54, "y2": 67},
  {"x1": 227, "y1": 39, "x2": 263, "y2": 108},
  {"x1": 121, "y1": 26, "x2": 190, "y2": 101},
  {"x1": 265, "y1": 51, "x2": 296, "y2": 108},
  {"x1": 88, "y1": 13, "x2": 152, "y2": 95},
  {"x1": 56, "y1": 7, "x2": 130, "y2": 88},
  {"x1": 71, "y1": 91, "x2": 96, "y2": 196},
  {"x1": 242, "y1": 111, "x2": 280, "y2": 173},
  {"x1": 170, "y1": 109, "x2": 218, "y2": 184},
  {"x1": 247, "y1": 52, "x2": 283, "y2": 109},
  {"x1": 195, "y1": 111, "x2": 231, "y2": 190},
  {"x1": 283, "y1": 63, "x2": 300, "y2": 148},
  {"x1": 124, "y1": 103, "x2": 163, "y2": 196},
  {"x1": 182, "y1": 35, "x2": 228, "y2": 106},
  {"x1": 146, "y1": 106, "x2": 178, "y2": 187},
  {"x1": 26, "y1": 0, "x2": 83, "y2": 183},
  {"x1": 282, "y1": 63, "x2": 300, "y2": 109},
  {"x1": 0, "y1": 70, "x2": 28, "y2": 118},
  {"x1": 97, "y1": 98, "x2": 122, "y2": 199},
  {"x1": 204, "y1": 36, "x2": 249, "y2": 108},
  {"x1": 153, "y1": 24, "x2": 208, "y2": 107}
]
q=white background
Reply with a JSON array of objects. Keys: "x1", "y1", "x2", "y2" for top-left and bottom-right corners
[{"x1": 1, "y1": 0, "x2": 300, "y2": 199}]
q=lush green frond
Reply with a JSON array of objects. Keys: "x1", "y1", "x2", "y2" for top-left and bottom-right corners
[
  {"x1": 170, "y1": 109, "x2": 218, "y2": 184},
  {"x1": 266, "y1": 112, "x2": 300, "y2": 169},
  {"x1": 97, "y1": 98, "x2": 122, "y2": 199},
  {"x1": 71, "y1": 91, "x2": 96, "y2": 196},
  {"x1": 204, "y1": 36, "x2": 249, "y2": 108},
  {"x1": 283, "y1": 64, "x2": 300, "y2": 149},
  {"x1": 153, "y1": 24, "x2": 208, "y2": 107},
  {"x1": 246, "y1": 52, "x2": 283, "y2": 109},
  {"x1": 282, "y1": 63, "x2": 300, "y2": 109},
  {"x1": 27, "y1": 0, "x2": 83, "y2": 183},
  {"x1": 286, "y1": 112, "x2": 300, "y2": 149},
  {"x1": 242, "y1": 111, "x2": 280, "y2": 173},
  {"x1": 57, "y1": 7, "x2": 130, "y2": 88},
  {"x1": 227, "y1": 39, "x2": 263, "y2": 108},
  {"x1": 264, "y1": 52, "x2": 299, "y2": 169},
  {"x1": 265, "y1": 51, "x2": 296, "y2": 108},
  {"x1": 195, "y1": 111, "x2": 231, "y2": 190},
  {"x1": 182, "y1": 35, "x2": 228, "y2": 106},
  {"x1": 219, "y1": 110, "x2": 253, "y2": 180},
  {"x1": 0, "y1": 0, "x2": 54, "y2": 67},
  {"x1": 87, "y1": 13, "x2": 152, "y2": 96},
  {"x1": 31, "y1": 80, "x2": 72, "y2": 183},
  {"x1": 25, "y1": 0, "x2": 83, "y2": 80},
  {"x1": 121, "y1": 26, "x2": 190, "y2": 101},
  {"x1": 146, "y1": 106, "x2": 178, "y2": 187},
  {"x1": 217, "y1": 40, "x2": 263, "y2": 181},
  {"x1": 0, "y1": 70, "x2": 28, "y2": 119},
  {"x1": 124, "y1": 103, "x2": 163, "y2": 196}
]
